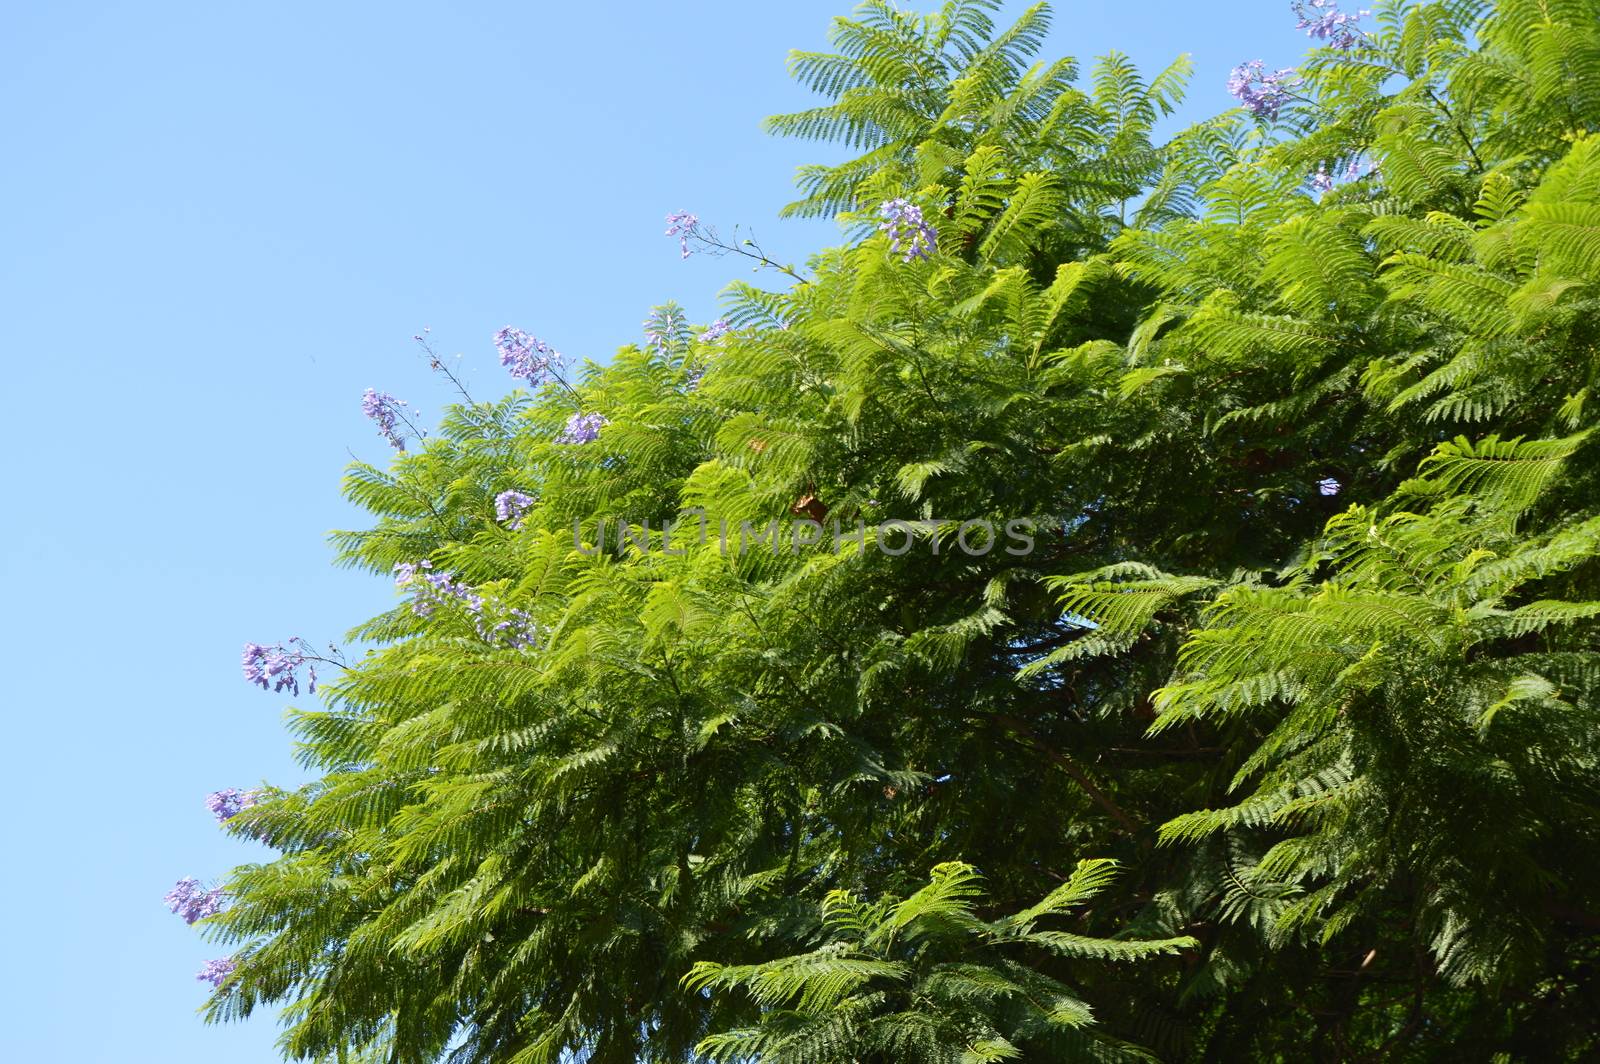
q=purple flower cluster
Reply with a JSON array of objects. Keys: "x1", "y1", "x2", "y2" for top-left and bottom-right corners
[
  {"x1": 241, "y1": 640, "x2": 319, "y2": 696},
  {"x1": 361, "y1": 389, "x2": 409, "y2": 451},
  {"x1": 1294, "y1": 0, "x2": 1368, "y2": 49},
  {"x1": 488, "y1": 608, "x2": 541, "y2": 649},
  {"x1": 1309, "y1": 156, "x2": 1371, "y2": 194},
  {"x1": 494, "y1": 327, "x2": 563, "y2": 387},
  {"x1": 394, "y1": 560, "x2": 540, "y2": 648},
  {"x1": 395, "y1": 559, "x2": 484, "y2": 615},
  {"x1": 665, "y1": 211, "x2": 699, "y2": 258},
  {"x1": 494, "y1": 489, "x2": 536, "y2": 529},
  {"x1": 876, "y1": 199, "x2": 937, "y2": 261},
  {"x1": 643, "y1": 304, "x2": 690, "y2": 354},
  {"x1": 165, "y1": 877, "x2": 225, "y2": 925},
  {"x1": 1318, "y1": 477, "x2": 1342, "y2": 496},
  {"x1": 558, "y1": 411, "x2": 607, "y2": 445},
  {"x1": 205, "y1": 788, "x2": 263, "y2": 824},
  {"x1": 1227, "y1": 61, "x2": 1300, "y2": 119},
  {"x1": 699, "y1": 319, "x2": 732, "y2": 344},
  {"x1": 196, "y1": 958, "x2": 237, "y2": 988}
]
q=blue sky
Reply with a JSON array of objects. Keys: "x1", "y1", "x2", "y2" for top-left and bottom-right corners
[{"x1": 1, "y1": 1, "x2": 1294, "y2": 1059}]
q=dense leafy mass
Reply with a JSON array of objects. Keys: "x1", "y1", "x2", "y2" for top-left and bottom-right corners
[{"x1": 180, "y1": 1, "x2": 1600, "y2": 1059}]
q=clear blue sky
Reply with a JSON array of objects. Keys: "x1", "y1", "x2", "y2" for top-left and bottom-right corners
[{"x1": 1, "y1": 1, "x2": 1292, "y2": 1059}]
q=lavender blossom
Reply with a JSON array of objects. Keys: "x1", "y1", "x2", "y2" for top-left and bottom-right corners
[
  {"x1": 558, "y1": 411, "x2": 607, "y2": 445},
  {"x1": 241, "y1": 639, "x2": 321, "y2": 696},
  {"x1": 204, "y1": 788, "x2": 261, "y2": 823},
  {"x1": 1310, "y1": 166, "x2": 1335, "y2": 193},
  {"x1": 393, "y1": 559, "x2": 427, "y2": 587},
  {"x1": 361, "y1": 389, "x2": 409, "y2": 451},
  {"x1": 165, "y1": 877, "x2": 224, "y2": 925},
  {"x1": 1227, "y1": 61, "x2": 1300, "y2": 119},
  {"x1": 396, "y1": 561, "x2": 485, "y2": 617},
  {"x1": 490, "y1": 608, "x2": 541, "y2": 649},
  {"x1": 665, "y1": 211, "x2": 699, "y2": 258},
  {"x1": 494, "y1": 489, "x2": 536, "y2": 528},
  {"x1": 1345, "y1": 155, "x2": 1375, "y2": 181},
  {"x1": 196, "y1": 958, "x2": 237, "y2": 988},
  {"x1": 699, "y1": 318, "x2": 732, "y2": 344},
  {"x1": 240, "y1": 643, "x2": 267, "y2": 687},
  {"x1": 876, "y1": 198, "x2": 937, "y2": 262},
  {"x1": 394, "y1": 560, "x2": 541, "y2": 648},
  {"x1": 494, "y1": 327, "x2": 563, "y2": 387},
  {"x1": 1294, "y1": 0, "x2": 1369, "y2": 50},
  {"x1": 1318, "y1": 477, "x2": 1342, "y2": 496},
  {"x1": 642, "y1": 304, "x2": 690, "y2": 354}
]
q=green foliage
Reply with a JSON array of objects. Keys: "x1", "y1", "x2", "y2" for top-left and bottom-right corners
[
  {"x1": 196, "y1": 2, "x2": 1600, "y2": 1061},
  {"x1": 686, "y1": 861, "x2": 1193, "y2": 1063}
]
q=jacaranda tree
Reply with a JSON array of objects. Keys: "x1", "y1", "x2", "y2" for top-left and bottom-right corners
[{"x1": 170, "y1": 1, "x2": 1600, "y2": 1059}]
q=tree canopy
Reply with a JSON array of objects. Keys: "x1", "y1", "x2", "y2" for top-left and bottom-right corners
[{"x1": 176, "y1": 1, "x2": 1600, "y2": 1059}]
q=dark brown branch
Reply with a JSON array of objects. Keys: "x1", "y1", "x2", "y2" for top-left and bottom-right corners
[{"x1": 993, "y1": 713, "x2": 1146, "y2": 842}]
